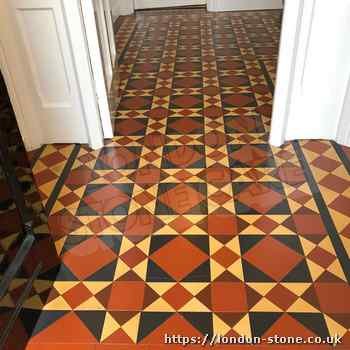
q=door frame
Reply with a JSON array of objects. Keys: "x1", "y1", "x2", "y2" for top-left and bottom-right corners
[
  {"x1": 269, "y1": 0, "x2": 304, "y2": 146},
  {"x1": 80, "y1": 0, "x2": 114, "y2": 140},
  {"x1": 337, "y1": 75, "x2": 350, "y2": 146}
]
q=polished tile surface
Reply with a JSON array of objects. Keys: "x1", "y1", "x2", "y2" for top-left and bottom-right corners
[{"x1": 4, "y1": 8, "x2": 350, "y2": 350}]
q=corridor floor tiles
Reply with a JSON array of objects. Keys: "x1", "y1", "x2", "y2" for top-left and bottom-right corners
[{"x1": 2, "y1": 8, "x2": 350, "y2": 350}]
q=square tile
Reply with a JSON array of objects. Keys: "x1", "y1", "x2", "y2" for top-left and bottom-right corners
[
  {"x1": 114, "y1": 118, "x2": 148, "y2": 136},
  {"x1": 233, "y1": 182, "x2": 290, "y2": 214},
  {"x1": 241, "y1": 236, "x2": 308, "y2": 282},
  {"x1": 169, "y1": 95, "x2": 203, "y2": 109},
  {"x1": 62, "y1": 237, "x2": 117, "y2": 280},
  {"x1": 162, "y1": 145, "x2": 206, "y2": 168},
  {"x1": 156, "y1": 183, "x2": 207, "y2": 215},
  {"x1": 147, "y1": 235, "x2": 209, "y2": 282},
  {"x1": 77, "y1": 184, "x2": 133, "y2": 215},
  {"x1": 166, "y1": 117, "x2": 204, "y2": 135},
  {"x1": 227, "y1": 144, "x2": 276, "y2": 168},
  {"x1": 211, "y1": 282, "x2": 248, "y2": 312},
  {"x1": 95, "y1": 146, "x2": 142, "y2": 170},
  {"x1": 224, "y1": 115, "x2": 265, "y2": 133},
  {"x1": 221, "y1": 93, "x2": 257, "y2": 108}
]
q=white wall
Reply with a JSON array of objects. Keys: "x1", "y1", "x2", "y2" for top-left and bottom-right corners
[
  {"x1": 111, "y1": 0, "x2": 282, "y2": 14},
  {"x1": 208, "y1": 0, "x2": 282, "y2": 11},
  {"x1": 270, "y1": 0, "x2": 350, "y2": 147},
  {"x1": 110, "y1": 0, "x2": 134, "y2": 19}
]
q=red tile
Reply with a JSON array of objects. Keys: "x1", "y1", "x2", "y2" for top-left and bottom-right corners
[
  {"x1": 263, "y1": 313, "x2": 317, "y2": 338},
  {"x1": 30, "y1": 312, "x2": 97, "y2": 344},
  {"x1": 292, "y1": 214, "x2": 327, "y2": 235},
  {"x1": 329, "y1": 195, "x2": 350, "y2": 216},
  {"x1": 207, "y1": 214, "x2": 238, "y2": 235},
  {"x1": 308, "y1": 247, "x2": 335, "y2": 268},
  {"x1": 150, "y1": 236, "x2": 207, "y2": 281},
  {"x1": 83, "y1": 185, "x2": 130, "y2": 213},
  {"x1": 211, "y1": 282, "x2": 248, "y2": 312},
  {"x1": 312, "y1": 156, "x2": 340, "y2": 172},
  {"x1": 120, "y1": 246, "x2": 147, "y2": 268},
  {"x1": 243, "y1": 236, "x2": 302, "y2": 281},
  {"x1": 26, "y1": 343, "x2": 95, "y2": 350},
  {"x1": 158, "y1": 184, "x2": 205, "y2": 214},
  {"x1": 107, "y1": 281, "x2": 146, "y2": 310},
  {"x1": 162, "y1": 283, "x2": 193, "y2": 310},
  {"x1": 315, "y1": 283, "x2": 350, "y2": 313},
  {"x1": 63, "y1": 283, "x2": 93, "y2": 309},
  {"x1": 236, "y1": 183, "x2": 285, "y2": 214},
  {"x1": 266, "y1": 284, "x2": 298, "y2": 310},
  {"x1": 62, "y1": 237, "x2": 116, "y2": 279},
  {"x1": 212, "y1": 246, "x2": 239, "y2": 268}
]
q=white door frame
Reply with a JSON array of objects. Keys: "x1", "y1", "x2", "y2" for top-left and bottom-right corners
[
  {"x1": 104, "y1": 0, "x2": 117, "y2": 66},
  {"x1": 269, "y1": 0, "x2": 304, "y2": 146},
  {"x1": 80, "y1": 0, "x2": 114, "y2": 139},
  {"x1": 337, "y1": 75, "x2": 350, "y2": 146},
  {"x1": 93, "y1": 0, "x2": 113, "y2": 90}
]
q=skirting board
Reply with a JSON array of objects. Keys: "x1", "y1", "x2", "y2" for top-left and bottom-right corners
[{"x1": 207, "y1": 0, "x2": 283, "y2": 11}]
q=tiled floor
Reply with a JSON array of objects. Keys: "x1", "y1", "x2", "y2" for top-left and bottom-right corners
[{"x1": 4, "y1": 8, "x2": 350, "y2": 350}]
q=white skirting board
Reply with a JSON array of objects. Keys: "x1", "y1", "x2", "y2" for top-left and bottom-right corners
[{"x1": 207, "y1": 0, "x2": 283, "y2": 11}]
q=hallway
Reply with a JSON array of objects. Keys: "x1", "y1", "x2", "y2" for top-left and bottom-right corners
[{"x1": 5, "y1": 8, "x2": 350, "y2": 349}]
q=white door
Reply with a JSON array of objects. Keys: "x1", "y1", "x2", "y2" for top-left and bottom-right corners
[
  {"x1": 134, "y1": 0, "x2": 206, "y2": 10},
  {"x1": 270, "y1": 0, "x2": 350, "y2": 147},
  {"x1": 0, "y1": 0, "x2": 92, "y2": 146}
]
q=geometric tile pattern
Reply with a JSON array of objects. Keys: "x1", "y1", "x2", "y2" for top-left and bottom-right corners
[{"x1": 4, "y1": 8, "x2": 349, "y2": 350}]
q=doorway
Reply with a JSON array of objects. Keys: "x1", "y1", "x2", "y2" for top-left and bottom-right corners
[{"x1": 134, "y1": 0, "x2": 206, "y2": 10}]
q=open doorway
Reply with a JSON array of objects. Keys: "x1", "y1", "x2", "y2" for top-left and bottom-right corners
[{"x1": 134, "y1": 0, "x2": 206, "y2": 10}]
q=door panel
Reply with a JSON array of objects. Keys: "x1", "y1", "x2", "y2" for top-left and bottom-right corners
[
  {"x1": 5, "y1": 0, "x2": 89, "y2": 144},
  {"x1": 134, "y1": 0, "x2": 206, "y2": 10}
]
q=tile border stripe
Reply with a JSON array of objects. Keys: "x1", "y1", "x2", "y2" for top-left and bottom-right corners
[
  {"x1": 292, "y1": 141, "x2": 350, "y2": 282},
  {"x1": 259, "y1": 58, "x2": 350, "y2": 282},
  {"x1": 29, "y1": 145, "x2": 45, "y2": 168},
  {"x1": 332, "y1": 141, "x2": 350, "y2": 175},
  {"x1": 45, "y1": 144, "x2": 81, "y2": 215},
  {"x1": 118, "y1": 22, "x2": 138, "y2": 65}
]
